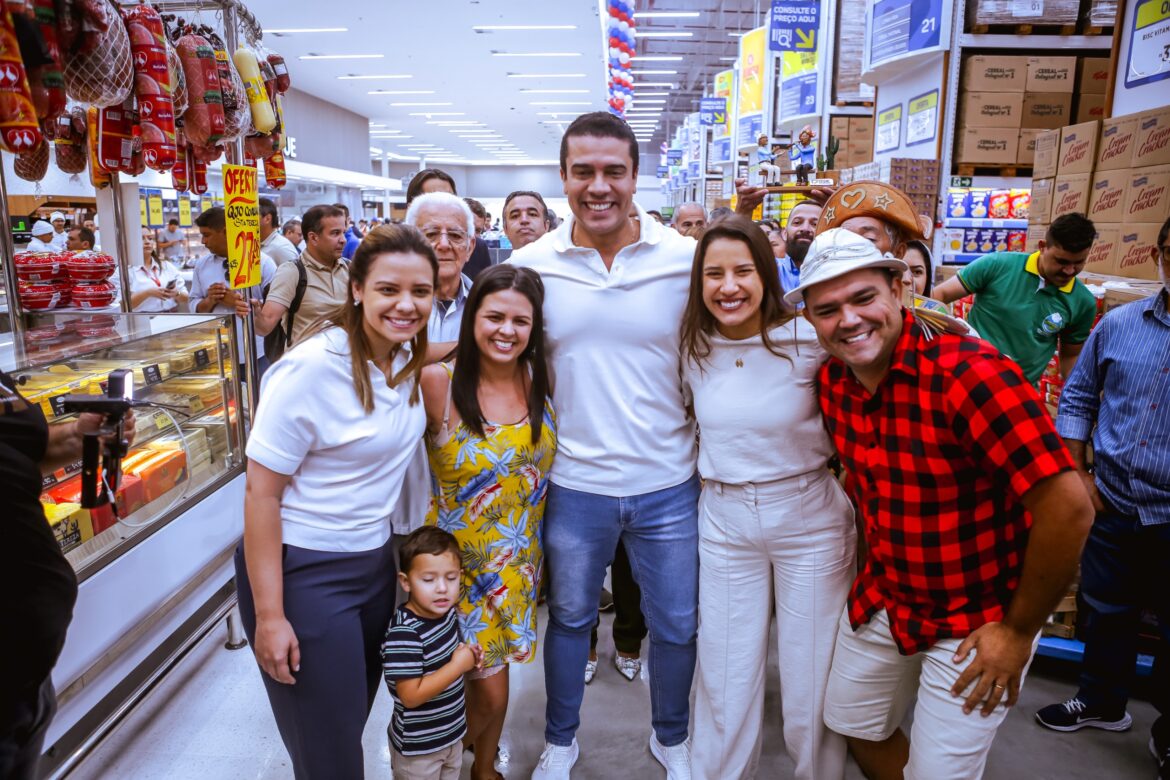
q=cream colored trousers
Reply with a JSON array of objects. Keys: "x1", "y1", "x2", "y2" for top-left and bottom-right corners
[{"x1": 692, "y1": 470, "x2": 856, "y2": 780}]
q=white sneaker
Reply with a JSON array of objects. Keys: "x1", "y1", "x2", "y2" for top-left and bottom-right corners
[
  {"x1": 650, "y1": 733, "x2": 691, "y2": 780},
  {"x1": 531, "y1": 739, "x2": 578, "y2": 779},
  {"x1": 613, "y1": 653, "x2": 641, "y2": 681},
  {"x1": 584, "y1": 658, "x2": 598, "y2": 684}
]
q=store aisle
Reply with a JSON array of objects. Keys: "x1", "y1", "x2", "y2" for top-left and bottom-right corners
[{"x1": 71, "y1": 608, "x2": 1158, "y2": 779}]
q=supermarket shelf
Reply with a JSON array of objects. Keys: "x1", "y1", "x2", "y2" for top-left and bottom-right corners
[
  {"x1": 943, "y1": 253, "x2": 983, "y2": 265},
  {"x1": 1036, "y1": 637, "x2": 1155, "y2": 677},
  {"x1": 946, "y1": 218, "x2": 1028, "y2": 229},
  {"x1": 958, "y1": 33, "x2": 1112, "y2": 49}
]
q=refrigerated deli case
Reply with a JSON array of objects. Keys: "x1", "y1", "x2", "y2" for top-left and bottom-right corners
[{"x1": 0, "y1": 313, "x2": 248, "y2": 775}]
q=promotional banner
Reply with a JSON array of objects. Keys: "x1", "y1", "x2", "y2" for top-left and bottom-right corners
[
  {"x1": 779, "y1": 50, "x2": 819, "y2": 120},
  {"x1": 905, "y1": 89, "x2": 939, "y2": 146},
  {"x1": 1124, "y1": 0, "x2": 1170, "y2": 89},
  {"x1": 876, "y1": 103, "x2": 904, "y2": 154},
  {"x1": 737, "y1": 26, "x2": 769, "y2": 147},
  {"x1": 146, "y1": 191, "x2": 164, "y2": 227},
  {"x1": 769, "y1": 0, "x2": 819, "y2": 51},
  {"x1": 713, "y1": 69, "x2": 734, "y2": 140},
  {"x1": 223, "y1": 164, "x2": 261, "y2": 290}
]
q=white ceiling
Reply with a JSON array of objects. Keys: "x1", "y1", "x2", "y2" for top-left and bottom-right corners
[{"x1": 244, "y1": 1, "x2": 609, "y2": 166}]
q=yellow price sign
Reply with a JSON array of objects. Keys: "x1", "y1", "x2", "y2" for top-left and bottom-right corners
[
  {"x1": 139, "y1": 197, "x2": 147, "y2": 226},
  {"x1": 147, "y1": 193, "x2": 164, "y2": 227},
  {"x1": 222, "y1": 164, "x2": 261, "y2": 290},
  {"x1": 178, "y1": 198, "x2": 193, "y2": 227}
]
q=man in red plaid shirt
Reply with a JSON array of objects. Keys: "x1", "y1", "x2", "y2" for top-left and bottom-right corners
[{"x1": 787, "y1": 227, "x2": 1095, "y2": 779}]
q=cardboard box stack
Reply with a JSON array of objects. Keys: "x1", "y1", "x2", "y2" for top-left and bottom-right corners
[
  {"x1": 830, "y1": 116, "x2": 874, "y2": 170},
  {"x1": 884, "y1": 158, "x2": 941, "y2": 221},
  {"x1": 969, "y1": 0, "x2": 1079, "y2": 25},
  {"x1": 957, "y1": 56, "x2": 1110, "y2": 166},
  {"x1": 1027, "y1": 106, "x2": 1170, "y2": 280}
]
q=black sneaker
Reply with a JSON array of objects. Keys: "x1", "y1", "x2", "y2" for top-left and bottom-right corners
[{"x1": 1035, "y1": 697, "x2": 1133, "y2": 732}]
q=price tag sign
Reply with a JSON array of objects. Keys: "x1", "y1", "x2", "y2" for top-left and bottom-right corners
[
  {"x1": 49, "y1": 393, "x2": 69, "y2": 417},
  {"x1": 223, "y1": 164, "x2": 261, "y2": 290},
  {"x1": 178, "y1": 198, "x2": 193, "y2": 227},
  {"x1": 194, "y1": 348, "x2": 210, "y2": 368},
  {"x1": 906, "y1": 89, "x2": 939, "y2": 147},
  {"x1": 876, "y1": 104, "x2": 903, "y2": 154},
  {"x1": 147, "y1": 191, "x2": 165, "y2": 227},
  {"x1": 143, "y1": 364, "x2": 163, "y2": 385},
  {"x1": 139, "y1": 197, "x2": 147, "y2": 226}
]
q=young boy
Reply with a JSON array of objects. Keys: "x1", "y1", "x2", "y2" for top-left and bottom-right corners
[{"x1": 382, "y1": 527, "x2": 482, "y2": 780}]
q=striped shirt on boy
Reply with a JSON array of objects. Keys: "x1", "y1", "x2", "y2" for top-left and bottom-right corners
[{"x1": 381, "y1": 605, "x2": 466, "y2": 755}]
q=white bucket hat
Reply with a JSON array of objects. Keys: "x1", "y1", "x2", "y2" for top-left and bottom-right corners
[
  {"x1": 49, "y1": 211, "x2": 65, "y2": 222},
  {"x1": 784, "y1": 227, "x2": 909, "y2": 304},
  {"x1": 31, "y1": 220, "x2": 54, "y2": 237}
]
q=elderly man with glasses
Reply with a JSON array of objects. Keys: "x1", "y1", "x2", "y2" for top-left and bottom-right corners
[{"x1": 405, "y1": 191, "x2": 476, "y2": 347}]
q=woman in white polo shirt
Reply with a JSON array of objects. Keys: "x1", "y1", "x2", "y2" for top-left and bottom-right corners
[
  {"x1": 681, "y1": 215, "x2": 855, "y2": 780},
  {"x1": 235, "y1": 223, "x2": 438, "y2": 779},
  {"x1": 130, "y1": 228, "x2": 189, "y2": 312}
]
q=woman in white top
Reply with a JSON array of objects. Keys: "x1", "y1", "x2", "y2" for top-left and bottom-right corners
[
  {"x1": 235, "y1": 223, "x2": 438, "y2": 779},
  {"x1": 130, "y1": 228, "x2": 189, "y2": 312},
  {"x1": 682, "y1": 215, "x2": 856, "y2": 780}
]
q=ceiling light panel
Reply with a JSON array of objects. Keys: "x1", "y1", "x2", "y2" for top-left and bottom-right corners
[
  {"x1": 473, "y1": 24, "x2": 577, "y2": 30},
  {"x1": 300, "y1": 53, "x2": 384, "y2": 60},
  {"x1": 519, "y1": 89, "x2": 590, "y2": 94},
  {"x1": 529, "y1": 101, "x2": 592, "y2": 106},
  {"x1": 266, "y1": 27, "x2": 348, "y2": 33}
]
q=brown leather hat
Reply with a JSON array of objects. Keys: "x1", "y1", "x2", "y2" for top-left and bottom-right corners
[{"x1": 815, "y1": 181, "x2": 932, "y2": 242}]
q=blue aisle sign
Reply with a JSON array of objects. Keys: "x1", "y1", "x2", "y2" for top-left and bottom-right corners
[
  {"x1": 700, "y1": 97, "x2": 728, "y2": 126},
  {"x1": 780, "y1": 73, "x2": 819, "y2": 118},
  {"x1": 667, "y1": 148, "x2": 684, "y2": 164},
  {"x1": 657, "y1": 165, "x2": 669, "y2": 178},
  {"x1": 737, "y1": 114, "x2": 764, "y2": 148},
  {"x1": 869, "y1": 0, "x2": 942, "y2": 68},
  {"x1": 712, "y1": 137, "x2": 732, "y2": 163},
  {"x1": 769, "y1": 0, "x2": 820, "y2": 51}
]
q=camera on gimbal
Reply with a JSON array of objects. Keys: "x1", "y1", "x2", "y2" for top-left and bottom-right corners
[{"x1": 59, "y1": 368, "x2": 134, "y2": 511}]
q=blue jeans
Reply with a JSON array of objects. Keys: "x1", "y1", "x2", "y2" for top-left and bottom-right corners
[
  {"x1": 1077, "y1": 510, "x2": 1170, "y2": 728},
  {"x1": 543, "y1": 474, "x2": 700, "y2": 747}
]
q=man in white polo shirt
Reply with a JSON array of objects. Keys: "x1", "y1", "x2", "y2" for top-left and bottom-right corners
[{"x1": 511, "y1": 112, "x2": 699, "y2": 780}]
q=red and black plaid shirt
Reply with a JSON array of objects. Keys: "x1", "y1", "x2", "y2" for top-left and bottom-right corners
[{"x1": 819, "y1": 309, "x2": 1074, "y2": 654}]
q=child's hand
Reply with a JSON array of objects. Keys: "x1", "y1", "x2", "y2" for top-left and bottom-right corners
[
  {"x1": 452, "y1": 643, "x2": 478, "y2": 673},
  {"x1": 469, "y1": 644, "x2": 485, "y2": 670}
]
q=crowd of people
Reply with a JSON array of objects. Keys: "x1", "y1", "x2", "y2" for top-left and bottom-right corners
[{"x1": 4, "y1": 110, "x2": 1168, "y2": 780}]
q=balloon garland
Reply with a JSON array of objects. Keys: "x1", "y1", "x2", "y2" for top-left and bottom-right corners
[{"x1": 606, "y1": 0, "x2": 635, "y2": 118}]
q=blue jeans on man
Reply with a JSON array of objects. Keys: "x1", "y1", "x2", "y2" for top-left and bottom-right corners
[{"x1": 542, "y1": 475, "x2": 701, "y2": 747}]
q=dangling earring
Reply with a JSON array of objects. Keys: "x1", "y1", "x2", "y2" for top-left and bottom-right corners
[{"x1": 354, "y1": 299, "x2": 361, "y2": 307}]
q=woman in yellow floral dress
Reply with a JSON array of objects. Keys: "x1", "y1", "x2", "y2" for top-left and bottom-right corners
[{"x1": 420, "y1": 264, "x2": 555, "y2": 780}]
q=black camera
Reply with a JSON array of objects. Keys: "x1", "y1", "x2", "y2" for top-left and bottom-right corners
[{"x1": 60, "y1": 369, "x2": 134, "y2": 510}]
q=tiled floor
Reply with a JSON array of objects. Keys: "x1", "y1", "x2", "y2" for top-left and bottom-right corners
[{"x1": 70, "y1": 608, "x2": 1160, "y2": 779}]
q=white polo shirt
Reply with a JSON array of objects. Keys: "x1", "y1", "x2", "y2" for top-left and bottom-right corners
[
  {"x1": 247, "y1": 327, "x2": 425, "y2": 552},
  {"x1": 509, "y1": 204, "x2": 697, "y2": 497},
  {"x1": 129, "y1": 259, "x2": 187, "y2": 312}
]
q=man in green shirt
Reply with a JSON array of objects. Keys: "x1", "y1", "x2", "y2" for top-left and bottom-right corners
[{"x1": 933, "y1": 213, "x2": 1098, "y2": 382}]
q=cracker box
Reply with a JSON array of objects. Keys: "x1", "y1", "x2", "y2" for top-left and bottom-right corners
[
  {"x1": 1026, "y1": 223, "x2": 1048, "y2": 253},
  {"x1": 1132, "y1": 106, "x2": 1170, "y2": 168},
  {"x1": 1123, "y1": 165, "x2": 1170, "y2": 223},
  {"x1": 1083, "y1": 224, "x2": 1120, "y2": 274},
  {"x1": 963, "y1": 55, "x2": 1029, "y2": 92},
  {"x1": 1114, "y1": 223, "x2": 1162, "y2": 280},
  {"x1": 1032, "y1": 129, "x2": 1060, "y2": 179},
  {"x1": 957, "y1": 127, "x2": 1019, "y2": 164},
  {"x1": 1030, "y1": 178, "x2": 1055, "y2": 224},
  {"x1": 1098, "y1": 113, "x2": 1141, "y2": 171},
  {"x1": 1017, "y1": 128, "x2": 1043, "y2": 165},
  {"x1": 1087, "y1": 169, "x2": 1129, "y2": 223},
  {"x1": 1058, "y1": 121, "x2": 1100, "y2": 175},
  {"x1": 1026, "y1": 57, "x2": 1077, "y2": 92},
  {"x1": 1051, "y1": 173, "x2": 1092, "y2": 218},
  {"x1": 1022, "y1": 92, "x2": 1073, "y2": 130},
  {"x1": 1078, "y1": 57, "x2": 1110, "y2": 94}
]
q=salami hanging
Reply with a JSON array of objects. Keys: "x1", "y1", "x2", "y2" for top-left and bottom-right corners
[
  {"x1": 0, "y1": 0, "x2": 44, "y2": 153},
  {"x1": 174, "y1": 31, "x2": 223, "y2": 146},
  {"x1": 122, "y1": 2, "x2": 175, "y2": 170}
]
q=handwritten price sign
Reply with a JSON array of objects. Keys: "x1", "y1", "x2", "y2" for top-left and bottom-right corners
[{"x1": 223, "y1": 164, "x2": 261, "y2": 290}]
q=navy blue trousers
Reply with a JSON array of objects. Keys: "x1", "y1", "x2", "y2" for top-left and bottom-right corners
[{"x1": 235, "y1": 538, "x2": 396, "y2": 780}]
